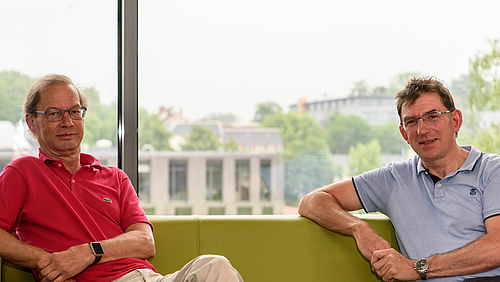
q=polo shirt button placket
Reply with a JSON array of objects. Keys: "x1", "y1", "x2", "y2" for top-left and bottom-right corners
[{"x1": 435, "y1": 182, "x2": 446, "y2": 201}]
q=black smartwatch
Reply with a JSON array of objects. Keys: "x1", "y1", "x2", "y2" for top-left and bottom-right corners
[
  {"x1": 414, "y1": 258, "x2": 429, "y2": 280},
  {"x1": 89, "y1": 242, "x2": 104, "y2": 265}
]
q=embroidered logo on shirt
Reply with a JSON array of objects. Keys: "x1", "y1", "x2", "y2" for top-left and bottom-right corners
[
  {"x1": 469, "y1": 189, "x2": 477, "y2": 196},
  {"x1": 103, "y1": 198, "x2": 112, "y2": 203}
]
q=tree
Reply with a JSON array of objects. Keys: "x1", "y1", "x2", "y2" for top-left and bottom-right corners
[
  {"x1": 139, "y1": 108, "x2": 173, "y2": 151},
  {"x1": 372, "y1": 122, "x2": 408, "y2": 155},
  {"x1": 284, "y1": 150, "x2": 341, "y2": 206},
  {"x1": 326, "y1": 113, "x2": 372, "y2": 154},
  {"x1": 468, "y1": 39, "x2": 500, "y2": 112},
  {"x1": 0, "y1": 71, "x2": 36, "y2": 124},
  {"x1": 82, "y1": 87, "x2": 117, "y2": 147},
  {"x1": 261, "y1": 111, "x2": 338, "y2": 205},
  {"x1": 253, "y1": 102, "x2": 282, "y2": 123},
  {"x1": 348, "y1": 140, "x2": 383, "y2": 176},
  {"x1": 388, "y1": 71, "x2": 424, "y2": 95},
  {"x1": 205, "y1": 112, "x2": 237, "y2": 122},
  {"x1": 464, "y1": 39, "x2": 500, "y2": 154},
  {"x1": 349, "y1": 79, "x2": 370, "y2": 97},
  {"x1": 224, "y1": 137, "x2": 239, "y2": 152},
  {"x1": 261, "y1": 111, "x2": 329, "y2": 160},
  {"x1": 182, "y1": 125, "x2": 220, "y2": 151},
  {"x1": 373, "y1": 86, "x2": 390, "y2": 96}
]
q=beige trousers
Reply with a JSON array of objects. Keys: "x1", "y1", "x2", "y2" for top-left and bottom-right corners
[{"x1": 112, "y1": 255, "x2": 244, "y2": 282}]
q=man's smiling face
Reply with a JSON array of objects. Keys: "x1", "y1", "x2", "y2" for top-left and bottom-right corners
[
  {"x1": 398, "y1": 92, "x2": 460, "y2": 163},
  {"x1": 26, "y1": 83, "x2": 85, "y2": 159}
]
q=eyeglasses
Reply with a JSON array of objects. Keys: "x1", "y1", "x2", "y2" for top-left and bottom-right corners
[
  {"x1": 32, "y1": 107, "x2": 87, "y2": 122},
  {"x1": 402, "y1": 110, "x2": 454, "y2": 129}
]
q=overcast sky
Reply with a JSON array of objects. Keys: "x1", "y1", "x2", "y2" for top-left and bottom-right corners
[{"x1": 1, "y1": 0, "x2": 499, "y2": 122}]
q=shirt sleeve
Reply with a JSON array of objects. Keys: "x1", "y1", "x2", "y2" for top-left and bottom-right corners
[
  {"x1": 0, "y1": 165, "x2": 29, "y2": 233},
  {"x1": 353, "y1": 163, "x2": 398, "y2": 214},
  {"x1": 117, "y1": 169, "x2": 153, "y2": 231},
  {"x1": 481, "y1": 155, "x2": 500, "y2": 221}
]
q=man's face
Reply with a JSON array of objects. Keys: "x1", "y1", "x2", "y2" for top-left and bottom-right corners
[
  {"x1": 27, "y1": 83, "x2": 85, "y2": 158},
  {"x1": 399, "y1": 92, "x2": 462, "y2": 163}
]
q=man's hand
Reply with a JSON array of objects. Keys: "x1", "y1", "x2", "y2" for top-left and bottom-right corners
[
  {"x1": 37, "y1": 244, "x2": 94, "y2": 282},
  {"x1": 352, "y1": 224, "x2": 392, "y2": 260},
  {"x1": 371, "y1": 248, "x2": 419, "y2": 282}
]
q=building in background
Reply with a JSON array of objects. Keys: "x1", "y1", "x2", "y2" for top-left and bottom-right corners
[
  {"x1": 290, "y1": 96, "x2": 399, "y2": 126},
  {"x1": 92, "y1": 148, "x2": 285, "y2": 216}
]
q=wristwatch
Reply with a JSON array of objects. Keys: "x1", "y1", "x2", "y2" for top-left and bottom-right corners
[
  {"x1": 414, "y1": 258, "x2": 429, "y2": 280},
  {"x1": 89, "y1": 242, "x2": 104, "y2": 265}
]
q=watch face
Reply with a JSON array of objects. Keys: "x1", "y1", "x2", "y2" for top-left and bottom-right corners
[
  {"x1": 415, "y1": 258, "x2": 428, "y2": 270},
  {"x1": 91, "y1": 242, "x2": 104, "y2": 255}
]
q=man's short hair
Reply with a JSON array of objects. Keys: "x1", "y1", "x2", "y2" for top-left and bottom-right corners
[
  {"x1": 395, "y1": 77, "x2": 456, "y2": 123},
  {"x1": 23, "y1": 73, "x2": 88, "y2": 117}
]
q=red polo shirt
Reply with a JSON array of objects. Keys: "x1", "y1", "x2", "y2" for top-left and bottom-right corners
[{"x1": 0, "y1": 150, "x2": 155, "y2": 281}]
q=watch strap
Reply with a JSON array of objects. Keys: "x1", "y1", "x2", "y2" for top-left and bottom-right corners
[{"x1": 418, "y1": 270, "x2": 428, "y2": 280}]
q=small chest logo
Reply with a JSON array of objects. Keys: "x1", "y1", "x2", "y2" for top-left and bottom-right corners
[
  {"x1": 103, "y1": 198, "x2": 113, "y2": 203},
  {"x1": 469, "y1": 189, "x2": 477, "y2": 196}
]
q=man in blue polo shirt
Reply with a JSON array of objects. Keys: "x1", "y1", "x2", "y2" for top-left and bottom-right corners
[{"x1": 298, "y1": 77, "x2": 500, "y2": 282}]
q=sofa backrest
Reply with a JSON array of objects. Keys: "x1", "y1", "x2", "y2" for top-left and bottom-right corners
[{"x1": 1, "y1": 214, "x2": 397, "y2": 282}]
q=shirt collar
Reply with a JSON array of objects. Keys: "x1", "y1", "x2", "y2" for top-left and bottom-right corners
[
  {"x1": 38, "y1": 148, "x2": 103, "y2": 171},
  {"x1": 416, "y1": 145, "x2": 481, "y2": 175}
]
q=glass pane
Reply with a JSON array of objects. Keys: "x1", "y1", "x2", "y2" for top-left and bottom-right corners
[
  {"x1": 169, "y1": 160, "x2": 188, "y2": 201},
  {"x1": 138, "y1": 1, "x2": 500, "y2": 216},
  {"x1": 260, "y1": 160, "x2": 272, "y2": 201},
  {"x1": 206, "y1": 160, "x2": 223, "y2": 201},
  {"x1": 235, "y1": 160, "x2": 250, "y2": 201},
  {"x1": 0, "y1": 1, "x2": 117, "y2": 163}
]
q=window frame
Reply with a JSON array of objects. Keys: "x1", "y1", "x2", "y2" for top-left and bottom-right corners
[{"x1": 118, "y1": 0, "x2": 139, "y2": 193}]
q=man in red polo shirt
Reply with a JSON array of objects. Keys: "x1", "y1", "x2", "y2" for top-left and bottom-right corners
[{"x1": 0, "y1": 74, "x2": 243, "y2": 282}]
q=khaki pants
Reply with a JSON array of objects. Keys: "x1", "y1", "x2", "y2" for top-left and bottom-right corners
[{"x1": 113, "y1": 255, "x2": 244, "y2": 282}]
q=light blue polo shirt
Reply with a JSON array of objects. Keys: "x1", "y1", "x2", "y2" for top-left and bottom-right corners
[{"x1": 353, "y1": 145, "x2": 500, "y2": 281}]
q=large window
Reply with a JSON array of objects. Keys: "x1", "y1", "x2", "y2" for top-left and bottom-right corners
[
  {"x1": 4, "y1": 1, "x2": 497, "y2": 217},
  {"x1": 134, "y1": 0, "x2": 500, "y2": 215},
  {"x1": 0, "y1": 1, "x2": 117, "y2": 162}
]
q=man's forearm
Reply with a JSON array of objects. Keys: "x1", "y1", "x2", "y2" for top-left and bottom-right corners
[
  {"x1": 97, "y1": 223, "x2": 156, "y2": 264},
  {"x1": 427, "y1": 233, "x2": 500, "y2": 278},
  {"x1": 0, "y1": 228, "x2": 48, "y2": 269},
  {"x1": 298, "y1": 189, "x2": 369, "y2": 236}
]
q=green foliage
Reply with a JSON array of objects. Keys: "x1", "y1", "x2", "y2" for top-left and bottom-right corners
[
  {"x1": 224, "y1": 137, "x2": 239, "y2": 152},
  {"x1": 205, "y1": 112, "x2": 237, "y2": 122},
  {"x1": 388, "y1": 71, "x2": 424, "y2": 95},
  {"x1": 326, "y1": 113, "x2": 372, "y2": 154},
  {"x1": 372, "y1": 122, "x2": 408, "y2": 155},
  {"x1": 253, "y1": 102, "x2": 283, "y2": 123},
  {"x1": 82, "y1": 87, "x2": 117, "y2": 146},
  {"x1": 468, "y1": 39, "x2": 500, "y2": 112},
  {"x1": 261, "y1": 111, "x2": 338, "y2": 206},
  {"x1": 349, "y1": 79, "x2": 370, "y2": 97},
  {"x1": 261, "y1": 111, "x2": 329, "y2": 160},
  {"x1": 139, "y1": 108, "x2": 173, "y2": 151},
  {"x1": 459, "y1": 124, "x2": 500, "y2": 154},
  {"x1": 0, "y1": 71, "x2": 36, "y2": 124},
  {"x1": 348, "y1": 139, "x2": 383, "y2": 176},
  {"x1": 182, "y1": 124, "x2": 220, "y2": 151},
  {"x1": 284, "y1": 150, "x2": 342, "y2": 206},
  {"x1": 464, "y1": 39, "x2": 500, "y2": 154}
]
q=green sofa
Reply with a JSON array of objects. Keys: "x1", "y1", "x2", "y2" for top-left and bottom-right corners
[{"x1": 1, "y1": 214, "x2": 397, "y2": 282}]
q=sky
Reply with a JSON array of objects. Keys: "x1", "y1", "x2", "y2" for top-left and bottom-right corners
[{"x1": 1, "y1": 0, "x2": 499, "y2": 122}]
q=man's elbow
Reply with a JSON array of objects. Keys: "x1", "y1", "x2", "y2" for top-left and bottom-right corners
[
  {"x1": 298, "y1": 192, "x2": 313, "y2": 217},
  {"x1": 145, "y1": 234, "x2": 156, "y2": 259}
]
